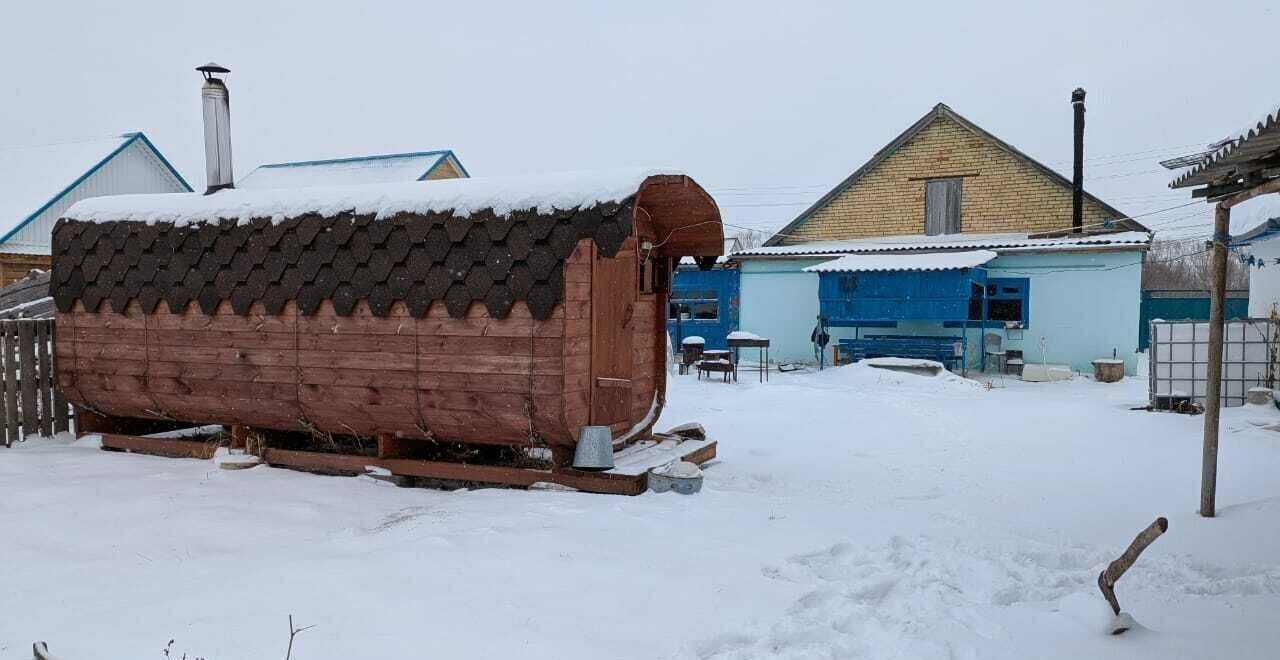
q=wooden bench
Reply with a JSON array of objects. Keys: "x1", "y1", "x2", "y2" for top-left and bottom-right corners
[{"x1": 838, "y1": 336, "x2": 962, "y2": 370}]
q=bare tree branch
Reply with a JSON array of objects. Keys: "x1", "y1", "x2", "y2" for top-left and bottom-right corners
[{"x1": 285, "y1": 615, "x2": 316, "y2": 660}]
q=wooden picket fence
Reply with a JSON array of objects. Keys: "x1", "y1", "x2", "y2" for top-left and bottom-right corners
[{"x1": 0, "y1": 319, "x2": 69, "y2": 447}]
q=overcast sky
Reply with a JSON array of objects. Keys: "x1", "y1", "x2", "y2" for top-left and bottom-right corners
[{"x1": 2, "y1": 1, "x2": 1277, "y2": 239}]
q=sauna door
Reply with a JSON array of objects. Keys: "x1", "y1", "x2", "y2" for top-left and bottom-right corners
[{"x1": 590, "y1": 248, "x2": 636, "y2": 427}]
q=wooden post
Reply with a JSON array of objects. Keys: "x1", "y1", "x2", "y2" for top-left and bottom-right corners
[
  {"x1": 230, "y1": 424, "x2": 248, "y2": 450},
  {"x1": 51, "y1": 321, "x2": 68, "y2": 434},
  {"x1": 17, "y1": 321, "x2": 36, "y2": 440},
  {"x1": 1201, "y1": 204, "x2": 1229, "y2": 518},
  {"x1": 3, "y1": 323, "x2": 17, "y2": 445},
  {"x1": 0, "y1": 325, "x2": 6, "y2": 447},
  {"x1": 36, "y1": 320, "x2": 53, "y2": 438},
  {"x1": 376, "y1": 433, "x2": 416, "y2": 459}
]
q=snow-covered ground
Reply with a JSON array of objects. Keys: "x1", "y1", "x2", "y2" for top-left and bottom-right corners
[{"x1": 3, "y1": 365, "x2": 1279, "y2": 659}]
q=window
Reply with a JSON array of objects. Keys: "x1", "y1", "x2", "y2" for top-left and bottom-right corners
[
  {"x1": 925, "y1": 178, "x2": 962, "y2": 235},
  {"x1": 669, "y1": 288, "x2": 719, "y2": 322},
  {"x1": 984, "y1": 278, "x2": 1029, "y2": 326},
  {"x1": 967, "y1": 282, "x2": 985, "y2": 321}
]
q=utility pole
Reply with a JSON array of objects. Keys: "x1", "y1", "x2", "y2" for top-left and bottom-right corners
[
  {"x1": 1202, "y1": 177, "x2": 1280, "y2": 517},
  {"x1": 1201, "y1": 203, "x2": 1229, "y2": 517}
]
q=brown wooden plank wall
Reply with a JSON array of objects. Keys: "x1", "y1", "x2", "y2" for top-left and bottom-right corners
[
  {"x1": 561, "y1": 239, "x2": 594, "y2": 439},
  {"x1": 59, "y1": 296, "x2": 579, "y2": 445}
]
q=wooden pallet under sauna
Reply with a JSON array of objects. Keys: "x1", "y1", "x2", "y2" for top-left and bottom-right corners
[{"x1": 93, "y1": 419, "x2": 716, "y2": 496}]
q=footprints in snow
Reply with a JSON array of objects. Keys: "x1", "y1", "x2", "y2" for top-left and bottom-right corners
[{"x1": 698, "y1": 535, "x2": 1280, "y2": 659}]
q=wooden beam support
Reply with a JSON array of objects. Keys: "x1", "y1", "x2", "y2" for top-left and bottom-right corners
[
  {"x1": 74, "y1": 407, "x2": 192, "y2": 437},
  {"x1": 229, "y1": 424, "x2": 248, "y2": 450},
  {"x1": 375, "y1": 433, "x2": 418, "y2": 459},
  {"x1": 100, "y1": 432, "x2": 220, "y2": 459},
  {"x1": 263, "y1": 448, "x2": 648, "y2": 495},
  {"x1": 1221, "y1": 176, "x2": 1280, "y2": 209},
  {"x1": 262, "y1": 439, "x2": 717, "y2": 496},
  {"x1": 1198, "y1": 179, "x2": 1280, "y2": 517}
]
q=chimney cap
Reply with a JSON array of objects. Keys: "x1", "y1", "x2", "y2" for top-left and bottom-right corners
[
  {"x1": 196, "y1": 62, "x2": 230, "y2": 79},
  {"x1": 1071, "y1": 87, "x2": 1086, "y2": 103}
]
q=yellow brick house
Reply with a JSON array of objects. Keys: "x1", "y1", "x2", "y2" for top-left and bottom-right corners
[{"x1": 733, "y1": 103, "x2": 1152, "y2": 375}]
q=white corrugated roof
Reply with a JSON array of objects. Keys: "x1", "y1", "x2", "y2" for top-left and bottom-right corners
[
  {"x1": 1170, "y1": 102, "x2": 1280, "y2": 190},
  {"x1": 237, "y1": 151, "x2": 462, "y2": 190},
  {"x1": 803, "y1": 250, "x2": 997, "y2": 273},
  {"x1": 0, "y1": 134, "x2": 134, "y2": 236},
  {"x1": 734, "y1": 231, "x2": 1151, "y2": 257}
]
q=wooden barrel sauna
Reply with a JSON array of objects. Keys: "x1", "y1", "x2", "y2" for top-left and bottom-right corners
[{"x1": 51, "y1": 172, "x2": 723, "y2": 449}]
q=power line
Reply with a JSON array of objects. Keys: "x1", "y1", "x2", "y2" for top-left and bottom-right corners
[
  {"x1": 1042, "y1": 142, "x2": 1207, "y2": 167},
  {"x1": 702, "y1": 142, "x2": 1208, "y2": 197}
]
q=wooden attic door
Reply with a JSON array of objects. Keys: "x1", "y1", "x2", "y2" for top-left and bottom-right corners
[{"x1": 590, "y1": 241, "x2": 637, "y2": 427}]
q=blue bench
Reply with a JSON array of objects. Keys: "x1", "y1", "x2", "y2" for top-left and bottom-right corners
[{"x1": 838, "y1": 336, "x2": 963, "y2": 369}]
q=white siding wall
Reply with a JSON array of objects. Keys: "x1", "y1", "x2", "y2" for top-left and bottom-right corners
[
  {"x1": 4, "y1": 140, "x2": 188, "y2": 255},
  {"x1": 1247, "y1": 238, "x2": 1280, "y2": 318}
]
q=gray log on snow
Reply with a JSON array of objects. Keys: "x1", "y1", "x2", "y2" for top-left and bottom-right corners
[{"x1": 1098, "y1": 517, "x2": 1168, "y2": 616}]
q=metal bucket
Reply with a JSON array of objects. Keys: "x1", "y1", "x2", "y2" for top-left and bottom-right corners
[{"x1": 572, "y1": 426, "x2": 615, "y2": 471}]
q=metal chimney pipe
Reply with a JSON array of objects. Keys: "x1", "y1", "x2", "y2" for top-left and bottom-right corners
[
  {"x1": 1071, "y1": 87, "x2": 1086, "y2": 233},
  {"x1": 197, "y1": 62, "x2": 234, "y2": 194}
]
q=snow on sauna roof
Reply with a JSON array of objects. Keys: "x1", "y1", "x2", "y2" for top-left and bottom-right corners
[
  {"x1": 64, "y1": 168, "x2": 684, "y2": 225},
  {"x1": 734, "y1": 231, "x2": 1151, "y2": 258},
  {"x1": 237, "y1": 150, "x2": 466, "y2": 190},
  {"x1": 803, "y1": 250, "x2": 997, "y2": 273}
]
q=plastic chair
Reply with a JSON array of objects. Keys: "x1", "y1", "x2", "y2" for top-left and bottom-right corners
[{"x1": 983, "y1": 332, "x2": 1006, "y2": 373}]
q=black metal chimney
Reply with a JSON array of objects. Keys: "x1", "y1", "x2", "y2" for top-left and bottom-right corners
[{"x1": 1071, "y1": 87, "x2": 1086, "y2": 233}]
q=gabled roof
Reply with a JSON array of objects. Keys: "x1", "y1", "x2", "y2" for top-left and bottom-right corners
[
  {"x1": 764, "y1": 103, "x2": 1141, "y2": 246},
  {"x1": 237, "y1": 150, "x2": 468, "y2": 190},
  {"x1": 0, "y1": 132, "x2": 191, "y2": 242}
]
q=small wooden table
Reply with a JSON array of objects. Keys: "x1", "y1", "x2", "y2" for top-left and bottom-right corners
[
  {"x1": 696, "y1": 359, "x2": 735, "y2": 382},
  {"x1": 728, "y1": 337, "x2": 771, "y2": 383}
]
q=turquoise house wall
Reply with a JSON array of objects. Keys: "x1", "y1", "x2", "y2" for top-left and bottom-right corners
[
  {"x1": 985, "y1": 251, "x2": 1143, "y2": 375},
  {"x1": 737, "y1": 249, "x2": 1145, "y2": 374},
  {"x1": 1136, "y1": 293, "x2": 1249, "y2": 350},
  {"x1": 738, "y1": 258, "x2": 826, "y2": 363}
]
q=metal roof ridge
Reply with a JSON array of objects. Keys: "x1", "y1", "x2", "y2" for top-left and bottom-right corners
[{"x1": 258, "y1": 150, "x2": 453, "y2": 169}]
